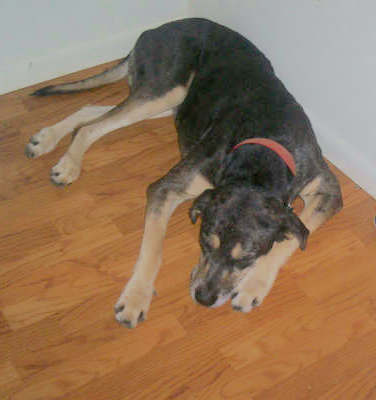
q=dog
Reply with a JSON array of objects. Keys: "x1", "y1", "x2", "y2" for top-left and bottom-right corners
[{"x1": 25, "y1": 18, "x2": 342, "y2": 328}]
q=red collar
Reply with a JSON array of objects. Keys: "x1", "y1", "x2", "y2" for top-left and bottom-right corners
[{"x1": 231, "y1": 138, "x2": 296, "y2": 176}]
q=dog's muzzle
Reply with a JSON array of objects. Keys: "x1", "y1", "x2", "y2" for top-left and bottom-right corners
[
  {"x1": 194, "y1": 283, "x2": 218, "y2": 307},
  {"x1": 190, "y1": 265, "x2": 231, "y2": 308}
]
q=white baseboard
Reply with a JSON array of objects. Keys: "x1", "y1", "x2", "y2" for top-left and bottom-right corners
[
  {"x1": 308, "y1": 110, "x2": 376, "y2": 200},
  {"x1": 1, "y1": 23, "x2": 156, "y2": 95}
]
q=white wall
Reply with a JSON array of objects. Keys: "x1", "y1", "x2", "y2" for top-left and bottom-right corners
[
  {"x1": 189, "y1": 0, "x2": 376, "y2": 199},
  {"x1": 0, "y1": 0, "x2": 188, "y2": 94}
]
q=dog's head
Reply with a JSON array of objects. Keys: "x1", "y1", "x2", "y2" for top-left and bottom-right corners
[{"x1": 189, "y1": 185, "x2": 308, "y2": 307}]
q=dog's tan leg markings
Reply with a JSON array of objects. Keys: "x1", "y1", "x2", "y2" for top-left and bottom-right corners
[
  {"x1": 232, "y1": 174, "x2": 342, "y2": 312},
  {"x1": 147, "y1": 109, "x2": 175, "y2": 119},
  {"x1": 50, "y1": 81, "x2": 193, "y2": 185},
  {"x1": 115, "y1": 173, "x2": 213, "y2": 328},
  {"x1": 26, "y1": 105, "x2": 173, "y2": 162},
  {"x1": 25, "y1": 106, "x2": 114, "y2": 159}
]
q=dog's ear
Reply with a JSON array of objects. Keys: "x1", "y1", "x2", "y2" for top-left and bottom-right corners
[
  {"x1": 189, "y1": 189, "x2": 214, "y2": 224},
  {"x1": 268, "y1": 198, "x2": 309, "y2": 250},
  {"x1": 284, "y1": 209, "x2": 309, "y2": 250}
]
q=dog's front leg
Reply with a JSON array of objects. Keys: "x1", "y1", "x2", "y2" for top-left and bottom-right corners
[
  {"x1": 115, "y1": 168, "x2": 213, "y2": 328},
  {"x1": 231, "y1": 239, "x2": 297, "y2": 312}
]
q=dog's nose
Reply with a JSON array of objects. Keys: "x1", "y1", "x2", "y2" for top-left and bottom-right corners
[{"x1": 195, "y1": 285, "x2": 218, "y2": 307}]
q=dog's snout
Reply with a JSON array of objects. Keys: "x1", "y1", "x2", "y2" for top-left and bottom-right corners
[{"x1": 195, "y1": 285, "x2": 218, "y2": 307}]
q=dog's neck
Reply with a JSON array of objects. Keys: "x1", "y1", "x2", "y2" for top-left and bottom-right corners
[{"x1": 222, "y1": 144, "x2": 294, "y2": 202}]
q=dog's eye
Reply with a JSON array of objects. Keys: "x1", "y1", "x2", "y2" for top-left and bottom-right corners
[{"x1": 232, "y1": 249, "x2": 256, "y2": 266}]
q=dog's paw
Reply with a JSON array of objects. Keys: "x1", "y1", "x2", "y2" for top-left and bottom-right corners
[
  {"x1": 50, "y1": 153, "x2": 81, "y2": 186},
  {"x1": 114, "y1": 280, "x2": 154, "y2": 329},
  {"x1": 25, "y1": 127, "x2": 58, "y2": 158},
  {"x1": 231, "y1": 278, "x2": 270, "y2": 313}
]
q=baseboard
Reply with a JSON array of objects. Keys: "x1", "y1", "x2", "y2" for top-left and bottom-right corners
[
  {"x1": 307, "y1": 110, "x2": 376, "y2": 199},
  {"x1": 1, "y1": 22, "x2": 162, "y2": 95}
]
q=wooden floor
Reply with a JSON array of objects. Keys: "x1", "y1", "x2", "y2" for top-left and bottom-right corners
[{"x1": 1, "y1": 62, "x2": 376, "y2": 400}]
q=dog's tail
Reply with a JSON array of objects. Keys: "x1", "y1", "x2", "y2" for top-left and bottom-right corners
[{"x1": 31, "y1": 55, "x2": 129, "y2": 96}]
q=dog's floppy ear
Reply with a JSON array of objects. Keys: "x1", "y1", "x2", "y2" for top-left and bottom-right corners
[
  {"x1": 285, "y1": 209, "x2": 309, "y2": 250},
  {"x1": 189, "y1": 189, "x2": 214, "y2": 224}
]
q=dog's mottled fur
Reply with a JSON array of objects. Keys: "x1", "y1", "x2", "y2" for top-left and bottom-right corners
[{"x1": 25, "y1": 18, "x2": 342, "y2": 328}]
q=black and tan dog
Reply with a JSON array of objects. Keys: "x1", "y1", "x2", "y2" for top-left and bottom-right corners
[{"x1": 25, "y1": 18, "x2": 342, "y2": 328}]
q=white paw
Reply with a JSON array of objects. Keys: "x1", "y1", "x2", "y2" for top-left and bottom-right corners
[
  {"x1": 25, "y1": 127, "x2": 58, "y2": 158},
  {"x1": 114, "y1": 279, "x2": 154, "y2": 329},
  {"x1": 231, "y1": 276, "x2": 271, "y2": 313},
  {"x1": 50, "y1": 153, "x2": 81, "y2": 186}
]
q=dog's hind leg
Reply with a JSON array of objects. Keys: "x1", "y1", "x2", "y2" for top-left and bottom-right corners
[
  {"x1": 49, "y1": 82, "x2": 190, "y2": 186},
  {"x1": 25, "y1": 105, "x2": 115, "y2": 159},
  {"x1": 231, "y1": 170, "x2": 343, "y2": 312},
  {"x1": 25, "y1": 105, "x2": 174, "y2": 160}
]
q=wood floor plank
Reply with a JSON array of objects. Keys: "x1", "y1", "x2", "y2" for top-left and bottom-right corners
[
  {"x1": 0, "y1": 360, "x2": 22, "y2": 400},
  {"x1": 1, "y1": 61, "x2": 376, "y2": 400},
  {"x1": 317, "y1": 364, "x2": 376, "y2": 400},
  {"x1": 0, "y1": 223, "x2": 61, "y2": 266},
  {"x1": 253, "y1": 330, "x2": 376, "y2": 400},
  {"x1": 219, "y1": 304, "x2": 376, "y2": 398},
  {"x1": 11, "y1": 315, "x2": 186, "y2": 400}
]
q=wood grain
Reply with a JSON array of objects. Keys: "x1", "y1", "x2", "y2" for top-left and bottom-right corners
[{"x1": 1, "y1": 61, "x2": 376, "y2": 400}]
